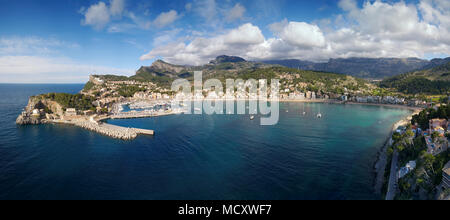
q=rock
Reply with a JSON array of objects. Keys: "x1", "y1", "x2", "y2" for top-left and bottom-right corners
[
  {"x1": 16, "y1": 114, "x2": 41, "y2": 125},
  {"x1": 16, "y1": 96, "x2": 64, "y2": 125}
]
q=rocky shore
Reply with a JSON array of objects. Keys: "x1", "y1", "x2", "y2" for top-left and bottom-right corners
[{"x1": 16, "y1": 114, "x2": 41, "y2": 125}]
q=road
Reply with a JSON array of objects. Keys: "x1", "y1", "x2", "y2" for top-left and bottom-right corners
[{"x1": 386, "y1": 150, "x2": 399, "y2": 200}]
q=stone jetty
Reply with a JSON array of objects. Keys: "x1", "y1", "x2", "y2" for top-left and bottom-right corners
[{"x1": 71, "y1": 121, "x2": 154, "y2": 140}]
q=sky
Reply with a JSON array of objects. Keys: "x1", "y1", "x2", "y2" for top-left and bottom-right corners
[{"x1": 1, "y1": 0, "x2": 450, "y2": 83}]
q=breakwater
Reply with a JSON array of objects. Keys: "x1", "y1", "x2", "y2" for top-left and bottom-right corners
[{"x1": 68, "y1": 121, "x2": 154, "y2": 140}]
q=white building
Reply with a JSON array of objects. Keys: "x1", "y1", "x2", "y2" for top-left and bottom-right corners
[
  {"x1": 65, "y1": 108, "x2": 77, "y2": 116},
  {"x1": 32, "y1": 109, "x2": 40, "y2": 116},
  {"x1": 398, "y1": 161, "x2": 417, "y2": 179}
]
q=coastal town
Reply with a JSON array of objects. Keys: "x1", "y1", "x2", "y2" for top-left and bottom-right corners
[
  {"x1": 17, "y1": 73, "x2": 447, "y2": 138},
  {"x1": 381, "y1": 104, "x2": 450, "y2": 200}
]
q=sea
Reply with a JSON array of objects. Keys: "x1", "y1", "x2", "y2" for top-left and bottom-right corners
[{"x1": 0, "y1": 84, "x2": 412, "y2": 200}]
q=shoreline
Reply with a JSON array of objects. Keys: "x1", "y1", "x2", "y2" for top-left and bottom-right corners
[
  {"x1": 341, "y1": 101, "x2": 422, "y2": 111},
  {"x1": 372, "y1": 108, "x2": 422, "y2": 196},
  {"x1": 172, "y1": 98, "x2": 423, "y2": 110}
]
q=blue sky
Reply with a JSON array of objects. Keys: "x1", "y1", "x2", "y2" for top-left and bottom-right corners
[{"x1": 1, "y1": 0, "x2": 450, "y2": 83}]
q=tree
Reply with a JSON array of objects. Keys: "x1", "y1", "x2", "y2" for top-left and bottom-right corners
[
  {"x1": 423, "y1": 153, "x2": 436, "y2": 175},
  {"x1": 396, "y1": 144, "x2": 406, "y2": 152},
  {"x1": 392, "y1": 132, "x2": 403, "y2": 143},
  {"x1": 406, "y1": 130, "x2": 414, "y2": 138}
]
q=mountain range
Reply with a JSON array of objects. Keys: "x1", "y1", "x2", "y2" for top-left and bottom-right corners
[
  {"x1": 94, "y1": 55, "x2": 449, "y2": 95},
  {"x1": 93, "y1": 55, "x2": 372, "y2": 96},
  {"x1": 380, "y1": 59, "x2": 450, "y2": 94},
  {"x1": 262, "y1": 57, "x2": 450, "y2": 79},
  {"x1": 132, "y1": 55, "x2": 272, "y2": 85}
]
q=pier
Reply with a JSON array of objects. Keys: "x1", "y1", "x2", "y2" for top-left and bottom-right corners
[{"x1": 60, "y1": 120, "x2": 154, "y2": 140}]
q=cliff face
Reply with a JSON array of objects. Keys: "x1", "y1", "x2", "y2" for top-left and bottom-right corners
[{"x1": 16, "y1": 96, "x2": 64, "y2": 125}]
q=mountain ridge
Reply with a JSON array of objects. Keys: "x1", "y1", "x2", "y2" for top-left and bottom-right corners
[
  {"x1": 380, "y1": 59, "x2": 450, "y2": 94},
  {"x1": 261, "y1": 57, "x2": 449, "y2": 79}
]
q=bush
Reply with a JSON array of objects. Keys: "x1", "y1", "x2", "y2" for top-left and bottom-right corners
[{"x1": 38, "y1": 93, "x2": 96, "y2": 111}]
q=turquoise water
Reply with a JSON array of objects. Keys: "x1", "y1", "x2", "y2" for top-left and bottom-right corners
[{"x1": 0, "y1": 84, "x2": 411, "y2": 200}]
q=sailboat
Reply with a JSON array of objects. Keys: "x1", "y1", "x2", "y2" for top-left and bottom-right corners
[{"x1": 302, "y1": 104, "x2": 306, "y2": 115}]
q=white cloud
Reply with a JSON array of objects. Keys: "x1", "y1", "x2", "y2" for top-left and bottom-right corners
[
  {"x1": 140, "y1": 23, "x2": 266, "y2": 65},
  {"x1": 81, "y1": 0, "x2": 181, "y2": 31},
  {"x1": 0, "y1": 36, "x2": 79, "y2": 56},
  {"x1": 140, "y1": 20, "x2": 329, "y2": 64},
  {"x1": 109, "y1": 0, "x2": 125, "y2": 17},
  {"x1": 153, "y1": 10, "x2": 180, "y2": 28},
  {"x1": 329, "y1": 0, "x2": 448, "y2": 58},
  {"x1": 224, "y1": 23, "x2": 264, "y2": 45},
  {"x1": 0, "y1": 36, "x2": 132, "y2": 83},
  {"x1": 81, "y1": 2, "x2": 111, "y2": 30},
  {"x1": 338, "y1": 0, "x2": 358, "y2": 12},
  {"x1": 0, "y1": 56, "x2": 133, "y2": 83},
  {"x1": 142, "y1": 0, "x2": 450, "y2": 64},
  {"x1": 194, "y1": 0, "x2": 218, "y2": 20},
  {"x1": 226, "y1": 3, "x2": 246, "y2": 22},
  {"x1": 192, "y1": 0, "x2": 247, "y2": 25},
  {"x1": 273, "y1": 21, "x2": 326, "y2": 48},
  {"x1": 80, "y1": 0, "x2": 126, "y2": 30}
]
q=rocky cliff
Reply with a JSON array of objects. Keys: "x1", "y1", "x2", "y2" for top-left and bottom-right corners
[{"x1": 16, "y1": 96, "x2": 64, "y2": 125}]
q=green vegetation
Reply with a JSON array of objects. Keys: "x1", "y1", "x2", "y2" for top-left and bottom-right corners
[
  {"x1": 380, "y1": 76, "x2": 450, "y2": 95},
  {"x1": 35, "y1": 93, "x2": 96, "y2": 111},
  {"x1": 131, "y1": 74, "x2": 172, "y2": 87},
  {"x1": 399, "y1": 136, "x2": 427, "y2": 167},
  {"x1": 370, "y1": 88, "x2": 397, "y2": 97},
  {"x1": 237, "y1": 67, "x2": 369, "y2": 94},
  {"x1": 83, "y1": 81, "x2": 95, "y2": 92},
  {"x1": 130, "y1": 62, "x2": 371, "y2": 95},
  {"x1": 117, "y1": 85, "x2": 146, "y2": 97},
  {"x1": 411, "y1": 105, "x2": 450, "y2": 130},
  {"x1": 394, "y1": 138, "x2": 449, "y2": 199},
  {"x1": 380, "y1": 61, "x2": 450, "y2": 95},
  {"x1": 94, "y1": 74, "x2": 129, "y2": 81}
]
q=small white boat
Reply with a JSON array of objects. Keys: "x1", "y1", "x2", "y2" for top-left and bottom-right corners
[
  {"x1": 194, "y1": 107, "x2": 202, "y2": 112},
  {"x1": 303, "y1": 112, "x2": 306, "y2": 115},
  {"x1": 250, "y1": 116, "x2": 255, "y2": 120}
]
